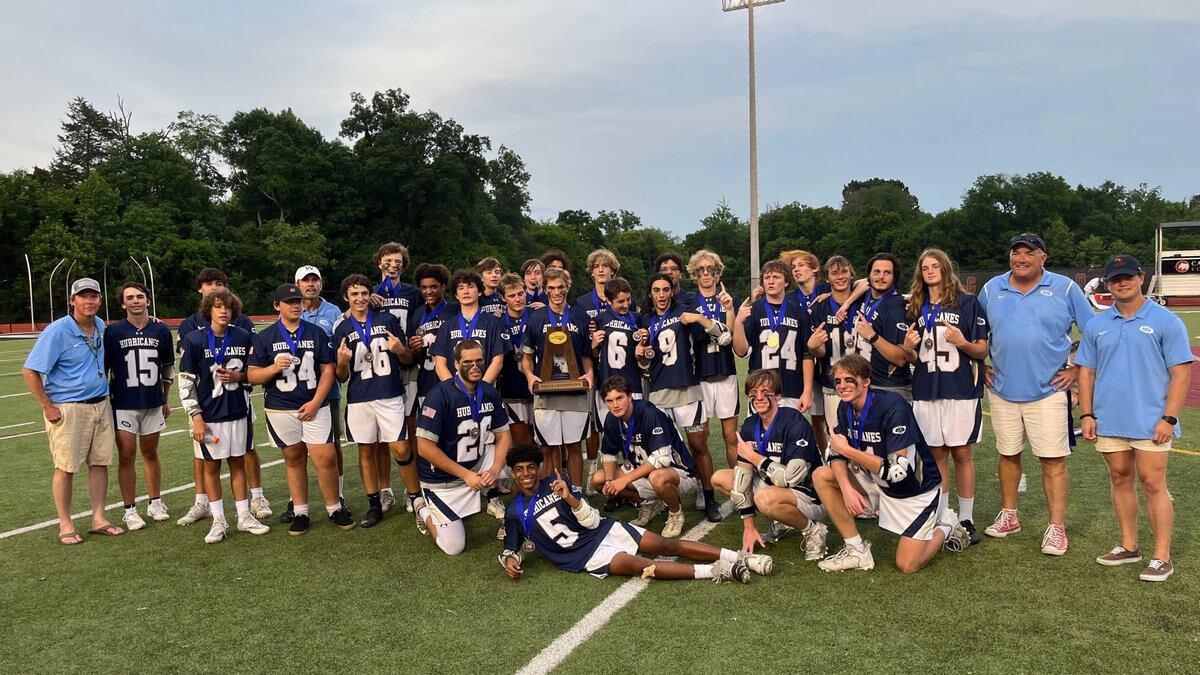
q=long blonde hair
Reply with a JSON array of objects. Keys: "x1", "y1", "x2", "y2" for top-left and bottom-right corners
[{"x1": 907, "y1": 248, "x2": 964, "y2": 320}]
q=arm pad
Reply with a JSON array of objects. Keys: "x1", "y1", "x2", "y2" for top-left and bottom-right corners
[
  {"x1": 600, "y1": 453, "x2": 621, "y2": 464},
  {"x1": 729, "y1": 464, "x2": 756, "y2": 517},
  {"x1": 161, "y1": 363, "x2": 175, "y2": 384},
  {"x1": 879, "y1": 452, "x2": 912, "y2": 484},
  {"x1": 573, "y1": 499, "x2": 601, "y2": 530},
  {"x1": 646, "y1": 447, "x2": 673, "y2": 470},
  {"x1": 177, "y1": 372, "x2": 201, "y2": 417},
  {"x1": 762, "y1": 458, "x2": 810, "y2": 488}
]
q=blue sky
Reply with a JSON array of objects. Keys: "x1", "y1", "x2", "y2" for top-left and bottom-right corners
[{"x1": 2, "y1": 1, "x2": 1196, "y2": 234}]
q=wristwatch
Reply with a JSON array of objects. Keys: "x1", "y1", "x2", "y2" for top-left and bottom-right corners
[
  {"x1": 1162, "y1": 415, "x2": 1178, "y2": 425},
  {"x1": 1079, "y1": 413, "x2": 1096, "y2": 420},
  {"x1": 867, "y1": 333, "x2": 880, "y2": 344}
]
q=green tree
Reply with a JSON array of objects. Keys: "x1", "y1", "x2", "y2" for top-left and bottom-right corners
[{"x1": 50, "y1": 97, "x2": 127, "y2": 185}]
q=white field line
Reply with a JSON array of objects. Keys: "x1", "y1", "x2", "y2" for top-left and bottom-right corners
[
  {"x1": 0, "y1": 445, "x2": 281, "y2": 539},
  {"x1": 0, "y1": 372, "x2": 21, "y2": 377},
  {"x1": 516, "y1": 518, "x2": 721, "y2": 675},
  {"x1": 0, "y1": 392, "x2": 30, "y2": 399},
  {"x1": 0, "y1": 422, "x2": 34, "y2": 431},
  {"x1": 0, "y1": 393, "x2": 263, "y2": 442}
]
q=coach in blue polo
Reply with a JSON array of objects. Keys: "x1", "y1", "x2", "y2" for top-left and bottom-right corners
[
  {"x1": 295, "y1": 264, "x2": 346, "y2": 519},
  {"x1": 978, "y1": 233, "x2": 1094, "y2": 556},
  {"x1": 22, "y1": 278, "x2": 124, "y2": 544},
  {"x1": 1077, "y1": 255, "x2": 1191, "y2": 582}
]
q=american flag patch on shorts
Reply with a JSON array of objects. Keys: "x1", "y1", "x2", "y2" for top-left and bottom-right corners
[{"x1": 422, "y1": 406, "x2": 437, "y2": 419}]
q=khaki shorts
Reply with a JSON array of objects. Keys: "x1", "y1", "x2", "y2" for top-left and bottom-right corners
[
  {"x1": 46, "y1": 399, "x2": 116, "y2": 472},
  {"x1": 1095, "y1": 436, "x2": 1172, "y2": 454},
  {"x1": 986, "y1": 390, "x2": 1071, "y2": 459}
]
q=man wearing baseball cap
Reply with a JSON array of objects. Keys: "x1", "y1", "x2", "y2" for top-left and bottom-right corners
[
  {"x1": 22, "y1": 278, "x2": 124, "y2": 543},
  {"x1": 978, "y1": 233, "x2": 1094, "y2": 555},
  {"x1": 1077, "y1": 255, "x2": 1191, "y2": 581}
]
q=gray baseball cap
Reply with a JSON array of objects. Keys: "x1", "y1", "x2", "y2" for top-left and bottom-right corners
[{"x1": 70, "y1": 278, "x2": 102, "y2": 296}]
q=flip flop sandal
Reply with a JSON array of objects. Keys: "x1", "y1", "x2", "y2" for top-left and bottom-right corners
[
  {"x1": 59, "y1": 532, "x2": 83, "y2": 545},
  {"x1": 87, "y1": 525, "x2": 125, "y2": 536}
]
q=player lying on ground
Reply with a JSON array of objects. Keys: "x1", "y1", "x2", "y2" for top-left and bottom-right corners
[{"x1": 499, "y1": 444, "x2": 771, "y2": 583}]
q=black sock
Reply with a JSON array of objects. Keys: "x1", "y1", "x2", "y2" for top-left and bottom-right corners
[
  {"x1": 124, "y1": 503, "x2": 135, "y2": 511},
  {"x1": 368, "y1": 492, "x2": 381, "y2": 510},
  {"x1": 483, "y1": 487, "x2": 497, "y2": 500},
  {"x1": 703, "y1": 489, "x2": 715, "y2": 505}
]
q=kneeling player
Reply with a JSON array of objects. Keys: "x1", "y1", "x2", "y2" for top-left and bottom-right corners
[
  {"x1": 177, "y1": 290, "x2": 270, "y2": 543},
  {"x1": 813, "y1": 355, "x2": 968, "y2": 573},
  {"x1": 712, "y1": 369, "x2": 829, "y2": 560},
  {"x1": 500, "y1": 445, "x2": 770, "y2": 583},
  {"x1": 415, "y1": 340, "x2": 512, "y2": 554},
  {"x1": 594, "y1": 377, "x2": 699, "y2": 538}
]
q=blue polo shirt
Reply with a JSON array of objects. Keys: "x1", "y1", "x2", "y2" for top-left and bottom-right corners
[
  {"x1": 301, "y1": 297, "x2": 343, "y2": 401},
  {"x1": 979, "y1": 270, "x2": 1094, "y2": 402},
  {"x1": 24, "y1": 315, "x2": 109, "y2": 403},
  {"x1": 1075, "y1": 299, "x2": 1193, "y2": 440}
]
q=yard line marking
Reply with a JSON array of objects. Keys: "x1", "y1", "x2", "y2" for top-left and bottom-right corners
[
  {"x1": 0, "y1": 446, "x2": 281, "y2": 539},
  {"x1": 0, "y1": 392, "x2": 263, "y2": 442},
  {"x1": 0, "y1": 372, "x2": 22, "y2": 377},
  {"x1": 516, "y1": 519, "x2": 721, "y2": 675},
  {"x1": 0, "y1": 422, "x2": 34, "y2": 431},
  {"x1": 0, "y1": 392, "x2": 31, "y2": 398}
]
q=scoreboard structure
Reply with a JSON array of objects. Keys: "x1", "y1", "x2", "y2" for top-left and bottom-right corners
[{"x1": 1153, "y1": 221, "x2": 1200, "y2": 301}]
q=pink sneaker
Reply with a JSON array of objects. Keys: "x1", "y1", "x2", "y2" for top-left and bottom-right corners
[
  {"x1": 983, "y1": 509, "x2": 1021, "y2": 538},
  {"x1": 1041, "y1": 523, "x2": 1068, "y2": 556}
]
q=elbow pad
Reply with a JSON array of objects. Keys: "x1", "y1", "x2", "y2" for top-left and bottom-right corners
[
  {"x1": 600, "y1": 453, "x2": 620, "y2": 464},
  {"x1": 880, "y1": 454, "x2": 912, "y2": 484},
  {"x1": 177, "y1": 373, "x2": 201, "y2": 417},
  {"x1": 762, "y1": 458, "x2": 809, "y2": 488},
  {"x1": 729, "y1": 464, "x2": 756, "y2": 517},
  {"x1": 160, "y1": 364, "x2": 175, "y2": 384},
  {"x1": 646, "y1": 448, "x2": 673, "y2": 470},
  {"x1": 573, "y1": 500, "x2": 601, "y2": 530}
]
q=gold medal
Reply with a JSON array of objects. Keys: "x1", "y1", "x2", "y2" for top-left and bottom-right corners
[{"x1": 766, "y1": 331, "x2": 780, "y2": 348}]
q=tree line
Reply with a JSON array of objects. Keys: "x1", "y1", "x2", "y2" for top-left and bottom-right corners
[{"x1": 2, "y1": 90, "x2": 1198, "y2": 322}]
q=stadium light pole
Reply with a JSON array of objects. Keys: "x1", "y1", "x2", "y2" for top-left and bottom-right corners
[
  {"x1": 24, "y1": 254, "x2": 35, "y2": 328},
  {"x1": 723, "y1": 0, "x2": 783, "y2": 289}
]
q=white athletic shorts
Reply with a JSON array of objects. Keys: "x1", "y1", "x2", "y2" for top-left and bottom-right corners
[
  {"x1": 265, "y1": 406, "x2": 334, "y2": 448},
  {"x1": 346, "y1": 396, "x2": 408, "y2": 444},
  {"x1": 193, "y1": 418, "x2": 251, "y2": 461},
  {"x1": 750, "y1": 476, "x2": 827, "y2": 522},
  {"x1": 779, "y1": 397, "x2": 800, "y2": 413},
  {"x1": 664, "y1": 400, "x2": 708, "y2": 432},
  {"x1": 986, "y1": 390, "x2": 1070, "y2": 459},
  {"x1": 593, "y1": 390, "x2": 642, "y2": 430},
  {"x1": 534, "y1": 409, "x2": 590, "y2": 446},
  {"x1": 505, "y1": 399, "x2": 534, "y2": 426},
  {"x1": 700, "y1": 375, "x2": 739, "y2": 420},
  {"x1": 422, "y1": 481, "x2": 483, "y2": 524},
  {"x1": 114, "y1": 407, "x2": 166, "y2": 436},
  {"x1": 617, "y1": 464, "x2": 698, "y2": 501},
  {"x1": 403, "y1": 381, "x2": 419, "y2": 416},
  {"x1": 913, "y1": 398, "x2": 983, "y2": 447},
  {"x1": 584, "y1": 521, "x2": 646, "y2": 578},
  {"x1": 878, "y1": 488, "x2": 940, "y2": 541}
]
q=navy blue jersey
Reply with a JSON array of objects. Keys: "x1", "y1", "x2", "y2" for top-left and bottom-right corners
[
  {"x1": 332, "y1": 311, "x2": 406, "y2": 404},
  {"x1": 675, "y1": 289, "x2": 697, "y2": 307},
  {"x1": 575, "y1": 290, "x2": 611, "y2": 321},
  {"x1": 689, "y1": 292, "x2": 738, "y2": 379},
  {"x1": 373, "y1": 278, "x2": 422, "y2": 335},
  {"x1": 739, "y1": 407, "x2": 822, "y2": 501},
  {"x1": 416, "y1": 377, "x2": 510, "y2": 484},
  {"x1": 179, "y1": 326, "x2": 253, "y2": 423},
  {"x1": 600, "y1": 400, "x2": 696, "y2": 474},
  {"x1": 502, "y1": 478, "x2": 627, "y2": 573},
  {"x1": 791, "y1": 282, "x2": 831, "y2": 316},
  {"x1": 850, "y1": 291, "x2": 911, "y2": 388},
  {"x1": 593, "y1": 309, "x2": 643, "y2": 392},
  {"x1": 104, "y1": 319, "x2": 175, "y2": 410},
  {"x1": 640, "y1": 308, "x2": 703, "y2": 393},
  {"x1": 809, "y1": 295, "x2": 863, "y2": 389},
  {"x1": 249, "y1": 319, "x2": 334, "y2": 410},
  {"x1": 832, "y1": 390, "x2": 940, "y2": 499},
  {"x1": 499, "y1": 310, "x2": 532, "y2": 400},
  {"x1": 742, "y1": 299, "x2": 813, "y2": 398},
  {"x1": 178, "y1": 311, "x2": 254, "y2": 353},
  {"x1": 521, "y1": 305, "x2": 592, "y2": 398},
  {"x1": 430, "y1": 307, "x2": 508, "y2": 369},
  {"x1": 412, "y1": 300, "x2": 456, "y2": 398},
  {"x1": 479, "y1": 291, "x2": 506, "y2": 314},
  {"x1": 911, "y1": 294, "x2": 988, "y2": 401},
  {"x1": 526, "y1": 288, "x2": 549, "y2": 306}
]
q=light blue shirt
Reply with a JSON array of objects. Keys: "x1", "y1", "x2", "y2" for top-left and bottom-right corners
[
  {"x1": 24, "y1": 315, "x2": 109, "y2": 403},
  {"x1": 1075, "y1": 299, "x2": 1193, "y2": 440},
  {"x1": 301, "y1": 297, "x2": 344, "y2": 401},
  {"x1": 979, "y1": 270, "x2": 1094, "y2": 402}
]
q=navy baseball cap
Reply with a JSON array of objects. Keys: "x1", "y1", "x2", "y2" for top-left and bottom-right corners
[
  {"x1": 274, "y1": 283, "x2": 303, "y2": 302},
  {"x1": 1103, "y1": 255, "x2": 1142, "y2": 281},
  {"x1": 1010, "y1": 233, "x2": 1047, "y2": 253}
]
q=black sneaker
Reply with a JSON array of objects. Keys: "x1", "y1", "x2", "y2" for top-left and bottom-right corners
[
  {"x1": 288, "y1": 514, "x2": 310, "y2": 536},
  {"x1": 603, "y1": 497, "x2": 626, "y2": 513},
  {"x1": 962, "y1": 519, "x2": 981, "y2": 545},
  {"x1": 704, "y1": 498, "x2": 723, "y2": 523},
  {"x1": 330, "y1": 507, "x2": 357, "y2": 531},
  {"x1": 360, "y1": 507, "x2": 384, "y2": 528},
  {"x1": 280, "y1": 500, "x2": 295, "y2": 524}
]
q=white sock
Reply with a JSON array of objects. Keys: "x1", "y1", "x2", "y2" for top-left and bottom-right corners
[
  {"x1": 294, "y1": 503, "x2": 310, "y2": 517},
  {"x1": 338, "y1": 474, "x2": 344, "y2": 498},
  {"x1": 418, "y1": 506, "x2": 431, "y2": 525},
  {"x1": 125, "y1": 505, "x2": 137, "y2": 514},
  {"x1": 938, "y1": 489, "x2": 949, "y2": 518},
  {"x1": 196, "y1": 493, "x2": 209, "y2": 507},
  {"x1": 845, "y1": 535, "x2": 864, "y2": 550},
  {"x1": 718, "y1": 548, "x2": 739, "y2": 563},
  {"x1": 694, "y1": 564, "x2": 715, "y2": 579},
  {"x1": 211, "y1": 498, "x2": 225, "y2": 521},
  {"x1": 326, "y1": 503, "x2": 340, "y2": 516},
  {"x1": 936, "y1": 524, "x2": 952, "y2": 540},
  {"x1": 150, "y1": 498, "x2": 164, "y2": 507},
  {"x1": 250, "y1": 487, "x2": 264, "y2": 500},
  {"x1": 235, "y1": 499, "x2": 250, "y2": 517},
  {"x1": 959, "y1": 497, "x2": 975, "y2": 523}
]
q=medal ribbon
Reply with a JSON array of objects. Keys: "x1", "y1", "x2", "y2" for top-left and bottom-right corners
[
  {"x1": 458, "y1": 308, "x2": 482, "y2": 343},
  {"x1": 648, "y1": 309, "x2": 671, "y2": 345},
  {"x1": 920, "y1": 301, "x2": 942, "y2": 339},
  {"x1": 206, "y1": 326, "x2": 231, "y2": 367},
  {"x1": 349, "y1": 312, "x2": 374, "y2": 351},
  {"x1": 794, "y1": 287, "x2": 818, "y2": 314},
  {"x1": 622, "y1": 414, "x2": 637, "y2": 463},
  {"x1": 503, "y1": 309, "x2": 528, "y2": 349},
  {"x1": 755, "y1": 410, "x2": 780, "y2": 457},
  {"x1": 517, "y1": 490, "x2": 540, "y2": 536},
  {"x1": 764, "y1": 299, "x2": 788, "y2": 334},
  {"x1": 592, "y1": 290, "x2": 609, "y2": 314},
  {"x1": 548, "y1": 303, "x2": 571, "y2": 328},
  {"x1": 380, "y1": 277, "x2": 398, "y2": 296},
  {"x1": 844, "y1": 392, "x2": 875, "y2": 450},
  {"x1": 860, "y1": 289, "x2": 895, "y2": 323},
  {"x1": 277, "y1": 320, "x2": 304, "y2": 356},
  {"x1": 454, "y1": 374, "x2": 483, "y2": 424},
  {"x1": 698, "y1": 293, "x2": 721, "y2": 321},
  {"x1": 614, "y1": 311, "x2": 639, "y2": 332}
]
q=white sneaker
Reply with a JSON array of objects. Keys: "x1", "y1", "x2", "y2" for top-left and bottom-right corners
[
  {"x1": 711, "y1": 559, "x2": 751, "y2": 584},
  {"x1": 762, "y1": 520, "x2": 795, "y2": 544},
  {"x1": 412, "y1": 495, "x2": 428, "y2": 535},
  {"x1": 176, "y1": 503, "x2": 210, "y2": 526},
  {"x1": 818, "y1": 541, "x2": 875, "y2": 572},
  {"x1": 739, "y1": 551, "x2": 775, "y2": 576},
  {"x1": 631, "y1": 500, "x2": 664, "y2": 527},
  {"x1": 487, "y1": 496, "x2": 506, "y2": 520},
  {"x1": 803, "y1": 521, "x2": 829, "y2": 561},
  {"x1": 249, "y1": 496, "x2": 272, "y2": 519},
  {"x1": 944, "y1": 522, "x2": 971, "y2": 553},
  {"x1": 661, "y1": 510, "x2": 685, "y2": 538},
  {"x1": 496, "y1": 523, "x2": 507, "y2": 540},
  {"x1": 237, "y1": 512, "x2": 270, "y2": 535},
  {"x1": 122, "y1": 509, "x2": 147, "y2": 532},
  {"x1": 381, "y1": 490, "x2": 396, "y2": 513},
  {"x1": 146, "y1": 500, "x2": 169, "y2": 522},
  {"x1": 204, "y1": 518, "x2": 228, "y2": 544}
]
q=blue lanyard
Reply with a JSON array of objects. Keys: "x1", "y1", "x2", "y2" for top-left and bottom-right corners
[
  {"x1": 276, "y1": 320, "x2": 304, "y2": 355},
  {"x1": 458, "y1": 308, "x2": 482, "y2": 343},
  {"x1": 843, "y1": 392, "x2": 875, "y2": 450},
  {"x1": 349, "y1": 312, "x2": 374, "y2": 348},
  {"x1": 649, "y1": 309, "x2": 672, "y2": 344},
  {"x1": 424, "y1": 300, "x2": 446, "y2": 324},
  {"x1": 517, "y1": 489, "x2": 540, "y2": 536},
  {"x1": 548, "y1": 304, "x2": 571, "y2": 328},
  {"x1": 755, "y1": 411, "x2": 780, "y2": 456},
  {"x1": 454, "y1": 374, "x2": 482, "y2": 424},
  {"x1": 920, "y1": 301, "x2": 942, "y2": 332},
  {"x1": 503, "y1": 309, "x2": 528, "y2": 348},
  {"x1": 614, "y1": 311, "x2": 638, "y2": 332},
  {"x1": 860, "y1": 289, "x2": 895, "y2": 323},
  {"x1": 206, "y1": 327, "x2": 231, "y2": 366},
  {"x1": 622, "y1": 413, "x2": 637, "y2": 462},
  {"x1": 828, "y1": 296, "x2": 856, "y2": 335},
  {"x1": 592, "y1": 290, "x2": 609, "y2": 314},
  {"x1": 380, "y1": 277, "x2": 400, "y2": 297},
  {"x1": 698, "y1": 293, "x2": 721, "y2": 321},
  {"x1": 793, "y1": 287, "x2": 818, "y2": 314},
  {"x1": 762, "y1": 299, "x2": 788, "y2": 333}
]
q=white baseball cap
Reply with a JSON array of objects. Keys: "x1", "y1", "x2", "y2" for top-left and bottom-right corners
[
  {"x1": 70, "y1": 278, "x2": 102, "y2": 296},
  {"x1": 294, "y1": 265, "x2": 322, "y2": 282}
]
